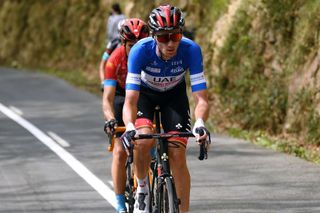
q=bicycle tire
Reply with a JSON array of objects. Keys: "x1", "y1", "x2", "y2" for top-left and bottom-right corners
[
  {"x1": 158, "y1": 177, "x2": 179, "y2": 213},
  {"x1": 149, "y1": 161, "x2": 158, "y2": 213},
  {"x1": 125, "y1": 163, "x2": 135, "y2": 213}
]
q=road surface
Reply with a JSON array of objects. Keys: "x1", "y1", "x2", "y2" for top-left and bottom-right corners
[{"x1": 0, "y1": 67, "x2": 320, "y2": 213}]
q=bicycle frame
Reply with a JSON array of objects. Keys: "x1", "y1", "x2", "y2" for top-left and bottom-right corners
[
  {"x1": 150, "y1": 106, "x2": 182, "y2": 213},
  {"x1": 110, "y1": 106, "x2": 210, "y2": 213},
  {"x1": 154, "y1": 106, "x2": 171, "y2": 176}
]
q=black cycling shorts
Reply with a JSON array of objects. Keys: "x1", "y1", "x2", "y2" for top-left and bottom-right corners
[
  {"x1": 137, "y1": 81, "x2": 191, "y2": 134},
  {"x1": 114, "y1": 94, "x2": 125, "y2": 137}
]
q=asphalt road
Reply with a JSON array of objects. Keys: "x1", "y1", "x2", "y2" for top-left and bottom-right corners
[{"x1": 0, "y1": 67, "x2": 320, "y2": 213}]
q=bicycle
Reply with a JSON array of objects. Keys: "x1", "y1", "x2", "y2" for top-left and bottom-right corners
[
  {"x1": 125, "y1": 106, "x2": 210, "y2": 213},
  {"x1": 106, "y1": 126, "x2": 136, "y2": 213},
  {"x1": 108, "y1": 126, "x2": 156, "y2": 213}
]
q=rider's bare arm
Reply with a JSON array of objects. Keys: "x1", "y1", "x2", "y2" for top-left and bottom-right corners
[
  {"x1": 123, "y1": 90, "x2": 139, "y2": 128},
  {"x1": 99, "y1": 59, "x2": 107, "y2": 83},
  {"x1": 192, "y1": 89, "x2": 209, "y2": 121},
  {"x1": 102, "y1": 85, "x2": 116, "y2": 120},
  {"x1": 192, "y1": 89, "x2": 210, "y2": 141}
]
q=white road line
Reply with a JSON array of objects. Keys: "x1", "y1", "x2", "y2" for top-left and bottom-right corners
[
  {"x1": 47, "y1": 131, "x2": 70, "y2": 147},
  {"x1": 108, "y1": 180, "x2": 114, "y2": 187},
  {"x1": 9, "y1": 105, "x2": 23, "y2": 115},
  {"x1": 0, "y1": 103, "x2": 117, "y2": 209}
]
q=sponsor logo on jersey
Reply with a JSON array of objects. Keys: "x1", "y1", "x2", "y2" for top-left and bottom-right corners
[
  {"x1": 175, "y1": 123, "x2": 182, "y2": 129},
  {"x1": 170, "y1": 66, "x2": 184, "y2": 73},
  {"x1": 151, "y1": 61, "x2": 158, "y2": 66},
  {"x1": 141, "y1": 71, "x2": 185, "y2": 91},
  {"x1": 171, "y1": 60, "x2": 183, "y2": 66},
  {"x1": 106, "y1": 62, "x2": 115, "y2": 69},
  {"x1": 145, "y1": 66, "x2": 161, "y2": 73},
  {"x1": 153, "y1": 76, "x2": 177, "y2": 82}
]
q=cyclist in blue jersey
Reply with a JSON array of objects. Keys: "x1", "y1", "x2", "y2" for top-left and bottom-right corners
[{"x1": 121, "y1": 5, "x2": 210, "y2": 213}]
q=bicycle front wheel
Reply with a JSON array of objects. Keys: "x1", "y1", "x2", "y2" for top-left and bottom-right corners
[
  {"x1": 125, "y1": 163, "x2": 135, "y2": 213},
  {"x1": 160, "y1": 177, "x2": 179, "y2": 213}
]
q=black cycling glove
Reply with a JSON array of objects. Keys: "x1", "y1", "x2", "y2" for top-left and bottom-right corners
[
  {"x1": 195, "y1": 127, "x2": 211, "y2": 143},
  {"x1": 100, "y1": 82, "x2": 104, "y2": 92},
  {"x1": 104, "y1": 119, "x2": 118, "y2": 135},
  {"x1": 121, "y1": 130, "x2": 136, "y2": 154}
]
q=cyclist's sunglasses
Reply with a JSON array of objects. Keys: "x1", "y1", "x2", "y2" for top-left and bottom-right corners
[{"x1": 155, "y1": 32, "x2": 182, "y2": 43}]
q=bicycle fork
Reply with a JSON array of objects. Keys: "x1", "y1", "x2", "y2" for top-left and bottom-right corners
[{"x1": 156, "y1": 152, "x2": 181, "y2": 212}]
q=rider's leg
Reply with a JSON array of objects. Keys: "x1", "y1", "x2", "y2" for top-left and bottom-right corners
[
  {"x1": 133, "y1": 132, "x2": 152, "y2": 213},
  {"x1": 133, "y1": 118, "x2": 155, "y2": 181},
  {"x1": 133, "y1": 128, "x2": 154, "y2": 179},
  {"x1": 160, "y1": 82, "x2": 191, "y2": 213},
  {"x1": 111, "y1": 95, "x2": 127, "y2": 212},
  {"x1": 169, "y1": 141, "x2": 190, "y2": 213},
  {"x1": 133, "y1": 119, "x2": 155, "y2": 212},
  {"x1": 112, "y1": 137, "x2": 127, "y2": 212}
]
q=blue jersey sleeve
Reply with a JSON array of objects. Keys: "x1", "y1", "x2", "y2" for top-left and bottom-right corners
[
  {"x1": 126, "y1": 42, "x2": 146, "y2": 91},
  {"x1": 188, "y1": 42, "x2": 207, "y2": 92},
  {"x1": 103, "y1": 79, "x2": 117, "y2": 87},
  {"x1": 102, "y1": 52, "x2": 110, "y2": 61}
]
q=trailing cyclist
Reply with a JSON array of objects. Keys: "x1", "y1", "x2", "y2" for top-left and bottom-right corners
[
  {"x1": 99, "y1": 20, "x2": 125, "y2": 92},
  {"x1": 102, "y1": 18, "x2": 150, "y2": 213},
  {"x1": 121, "y1": 4, "x2": 210, "y2": 213}
]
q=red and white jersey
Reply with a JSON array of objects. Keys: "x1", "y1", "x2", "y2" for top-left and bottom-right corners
[{"x1": 104, "y1": 45, "x2": 128, "y2": 89}]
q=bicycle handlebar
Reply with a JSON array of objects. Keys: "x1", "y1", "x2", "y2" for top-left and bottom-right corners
[
  {"x1": 107, "y1": 127, "x2": 210, "y2": 161},
  {"x1": 133, "y1": 132, "x2": 210, "y2": 161},
  {"x1": 114, "y1": 126, "x2": 126, "y2": 133},
  {"x1": 133, "y1": 132, "x2": 194, "y2": 140}
]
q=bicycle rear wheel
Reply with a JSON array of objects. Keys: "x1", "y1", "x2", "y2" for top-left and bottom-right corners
[{"x1": 159, "y1": 177, "x2": 179, "y2": 213}]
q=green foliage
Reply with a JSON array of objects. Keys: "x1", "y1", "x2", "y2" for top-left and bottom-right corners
[
  {"x1": 228, "y1": 128, "x2": 320, "y2": 164},
  {"x1": 194, "y1": 0, "x2": 230, "y2": 83},
  {"x1": 215, "y1": 0, "x2": 320, "y2": 148},
  {"x1": 261, "y1": 0, "x2": 304, "y2": 42},
  {"x1": 0, "y1": 1, "x2": 33, "y2": 62},
  {"x1": 289, "y1": 88, "x2": 320, "y2": 146},
  {"x1": 0, "y1": 0, "x2": 106, "y2": 70},
  {"x1": 217, "y1": 3, "x2": 288, "y2": 134},
  {"x1": 307, "y1": 111, "x2": 320, "y2": 145},
  {"x1": 200, "y1": 0, "x2": 230, "y2": 25},
  {"x1": 285, "y1": 0, "x2": 320, "y2": 74},
  {"x1": 215, "y1": 0, "x2": 320, "y2": 151}
]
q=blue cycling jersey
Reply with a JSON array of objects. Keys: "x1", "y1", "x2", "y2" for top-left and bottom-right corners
[{"x1": 126, "y1": 37, "x2": 207, "y2": 92}]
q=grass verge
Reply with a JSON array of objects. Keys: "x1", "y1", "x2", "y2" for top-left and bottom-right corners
[
  {"x1": 34, "y1": 68, "x2": 101, "y2": 96},
  {"x1": 228, "y1": 128, "x2": 320, "y2": 164}
]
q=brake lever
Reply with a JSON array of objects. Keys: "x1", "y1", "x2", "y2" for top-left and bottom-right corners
[
  {"x1": 198, "y1": 140, "x2": 208, "y2": 160},
  {"x1": 197, "y1": 130, "x2": 211, "y2": 161}
]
